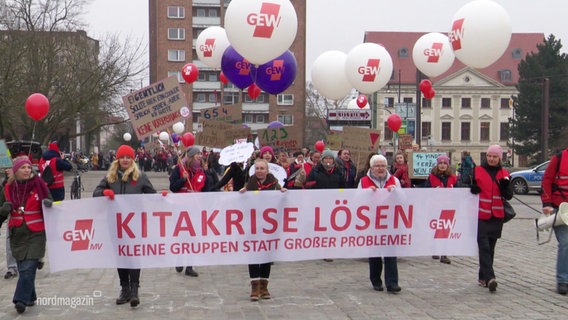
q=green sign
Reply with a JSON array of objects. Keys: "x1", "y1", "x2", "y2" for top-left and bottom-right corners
[{"x1": 0, "y1": 139, "x2": 13, "y2": 168}]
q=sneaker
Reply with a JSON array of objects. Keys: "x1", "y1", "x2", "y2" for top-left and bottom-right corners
[
  {"x1": 185, "y1": 267, "x2": 199, "y2": 277},
  {"x1": 488, "y1": 279, "x2": 498, "y2": 292},
  {"x1": 440, "y1": 256, "x2": 451, "y2": 264},
  {"x1": 4, "y1": 271, "x2": 16, "y2": 280},
  {"x1": 15, "y1": 302, "x2": 26, "y2": 314},
  {"x1": 372, "y1": 285, "x2": 384, "y2": 291},
  {"x1": 386, "y1": 286, "x2": 402, "y2": 293},
  {"x1": 175, "y1": 267, "x2": 183, "y2": 273},
  {"x1": 478, "y1": 279, "x2": 487, "y2": 287},
  {"x1": 557, "y1": 283, "x2": 568, "y2": 295}
]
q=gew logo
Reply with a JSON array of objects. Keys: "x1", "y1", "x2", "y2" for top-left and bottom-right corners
[
  {"x1": 424, "y1": 42, "x2": 444, "y2": 63},
  {"x1": 358, "y1": 59, "x2": 380, "y2": 82},
  {"x1": 235, "y1": 60, "x2": 251, "y2": 76},
  {"x1": 449, "y1": 18, "x2": 465, "y2": 50},
  {"x1": 266, "y1": 59, "x2": 284, "y2": 81},
  {"x1": 247, "y1": 2, "x2": 281, "y2": 38},
  {"x1": 429, "y1": 210, "x2": 459, "y2": 239},
  {"x1": 63, "y1": 219, "x2": 95, "y2": 251},
  {"x1": 200, "y1": 38, "x2": 216, "y2": 57}
]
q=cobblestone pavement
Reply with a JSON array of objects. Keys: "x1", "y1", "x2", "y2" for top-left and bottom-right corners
[{"x1": 0, "y1": 170, "x2": 566, "y2": 319}]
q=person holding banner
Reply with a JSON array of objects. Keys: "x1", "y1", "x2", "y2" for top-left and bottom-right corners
[
  {"x1": 0, "y1": 156, "x2": 53, "y2": 314},
  {"x1": 469, "y1": 144, "x2": 512, "y2": 292},
  {"x1": 169, "y1": 146, "x2": 206, "y2": 277},
  {"x1": 423, "y1": 154, "x2": 457, "y2": 265},
  {"x1": 1, "y1": 168, "x2": 18, "y2": 280},
  {"x1": 92, "y1": 145, "x2": 157, "y2": 307},
  {"x1": 239, "y1": 159, "x2": 287, "y2": 301},
  {"x1": 358, "y1": 154, "x2": 402, "y2": 293}
]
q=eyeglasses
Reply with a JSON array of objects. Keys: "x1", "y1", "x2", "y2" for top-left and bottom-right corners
[{"x1": 372, "y1": 164, "x2": 387, "y2": 168}]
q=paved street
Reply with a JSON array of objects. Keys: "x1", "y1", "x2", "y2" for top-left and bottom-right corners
[{"x1": 0, "y1": 170, "x2": 566, "y2": 319}]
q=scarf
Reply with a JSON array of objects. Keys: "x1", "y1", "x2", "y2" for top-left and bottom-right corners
[{"x1": 9, "y1": 175, "x2": 50, "y2": 207}]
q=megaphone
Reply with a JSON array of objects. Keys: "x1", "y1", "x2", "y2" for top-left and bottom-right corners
[{"x1": 537, "y1": 202, "x2": 568, "y2": 231}]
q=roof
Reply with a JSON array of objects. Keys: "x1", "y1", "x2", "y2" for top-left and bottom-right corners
[{"x1": 363, "y1": 31, "x2": 544, "y2": 85}]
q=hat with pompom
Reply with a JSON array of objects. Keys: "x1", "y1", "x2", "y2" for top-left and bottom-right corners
[
  {"x1": 486, "y1": 144, "x2": 503, "y2": 160},
  {"x1": 48, "y1": 141, "x2": 60, "y2": 153}
]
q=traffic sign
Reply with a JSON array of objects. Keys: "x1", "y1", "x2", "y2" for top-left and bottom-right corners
[{"x1": 327, "y1": 109, "x2": 372, "y2": 121}]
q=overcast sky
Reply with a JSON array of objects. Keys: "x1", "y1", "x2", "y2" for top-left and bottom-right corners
[{"x1": 85, "y1": 0, "x2": 568, "y2": 81}]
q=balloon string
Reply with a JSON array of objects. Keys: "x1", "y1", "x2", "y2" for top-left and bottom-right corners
[{"x1": 28, "y1": 122, "x2": 37, "y2": 160}]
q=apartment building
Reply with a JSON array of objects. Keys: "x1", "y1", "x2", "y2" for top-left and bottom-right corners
[{"x1": 149, "y1": 0, "x2": 307, "y2": 146}]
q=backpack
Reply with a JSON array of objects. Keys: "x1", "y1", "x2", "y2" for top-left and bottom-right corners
[
  {"x1": 459, "y1": 156, "x2": 475, "y2": 187},
  {"x1": 40, "y1": 160, "x2": 55, "y2": 186}
]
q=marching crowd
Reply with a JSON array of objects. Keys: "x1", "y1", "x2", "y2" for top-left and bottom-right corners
[{"x1": 1, "y1": 140, "x2": 568, "y2": 314}]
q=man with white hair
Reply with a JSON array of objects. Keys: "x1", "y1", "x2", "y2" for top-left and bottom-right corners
[{"x1": 358, "y1": 154, "x2": 402, "y2": 293}]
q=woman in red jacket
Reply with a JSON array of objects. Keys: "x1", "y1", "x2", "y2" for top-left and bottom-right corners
[
  {"x1": 424, "y1": 154, "x2": 457, "y2": 264},
  {"x1": 470, "y1": 145, "x2": 513, "y2": 292}
]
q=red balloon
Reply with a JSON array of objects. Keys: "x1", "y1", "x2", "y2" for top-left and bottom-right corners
[
  {"x1": 181, "y1": 132, "x2": 195, "y2": 147},
  {"x1": 419, "y1": 79, "x2": 432, "y2": 95},
  {"x1": 356, "y1": 95, "x2": 368, "y2": 108},
  {"x1": 424, "y1": 88, "x2": 436, "y2": 99},
  {"x1": 387, "y1": 114, "x2": 402, "y2": 132},
  {"x1": 247, "y1": 84, "x2": 261, "y2": 100},
  {"x1": 220, "y1": 72, "x2": 229, "y2": 84},
  {"x1": 25, "y1": 93, "x2": 50, "y2": 121},
  {"x1": 315, "y1": 140, "x2": 325, "y2": 153},
  {"x1": 181, "y1": 63, "x2": 199, "y2": 83}
]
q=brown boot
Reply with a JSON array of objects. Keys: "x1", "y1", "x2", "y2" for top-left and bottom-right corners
[
  {"x1": 250, "y1": 280, "x2": 260, "y2": 301},
  {"x1": 259, "y1": 279, "x2": 271, "y2": 299}
]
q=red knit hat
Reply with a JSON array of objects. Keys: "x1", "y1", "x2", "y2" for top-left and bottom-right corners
[
  {"x1": 48, "y1": 141, "x2": 60, "y2": 153},
  {"x1": 116, "y1": 145, "x2": 135, "y2": 159}
]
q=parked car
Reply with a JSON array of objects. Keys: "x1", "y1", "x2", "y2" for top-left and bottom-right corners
[
  {"x1": 510, "y1": 161, "x2": 550, "y2": 194},
  {"x1": 5, "y1": 140, "x2": 43, "y2": 171}
]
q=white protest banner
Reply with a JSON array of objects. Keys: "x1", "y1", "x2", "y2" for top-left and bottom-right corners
[
  {"x1": 44, "y1": 189, "x2": 478, "y2": 272},
  {"x1": 248, "y1": 162, "x2": 287, "y2": 187},
  {"x1": 219, "y1": 142, "x2": 254, "y2": 165}
]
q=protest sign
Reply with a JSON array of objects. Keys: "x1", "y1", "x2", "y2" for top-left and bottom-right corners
[
  {"x1": 257, "y1": 126, "x2": 302, "y2": 152},
  {"x1": 196, "y1": 120, "x2": 250, "y2": 148},
  {"x1": 408, "y1": 152, "x2": 446, "y2": 178},
  {"x1": 219, "y1": 142, "x2": 255, "y2": 165},
  {"x1": 200, "y1": 103, "x2": 242, "y2": 123}
]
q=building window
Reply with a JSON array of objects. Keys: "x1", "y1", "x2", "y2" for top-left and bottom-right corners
[
  {"x1": 224, "y1": 92, "x2": 239, "y2": 105},
  {"x1": 167, "y1": 6, "x2": 185, "y2": 19},
  {"x1": 195, "y1": 93, "x2": 206, "y2": 102},
  {"x1": 198, "y1": 72, "x2": 207, "y2": 81},
  {"x1": 196, "y1": 8, "x2": 206, "y2": 17},
  {"x1": 244, "y1": 114, "x2": 253, "y2": 123},
  {"x1": 422, "y1": 97, "x2": 431, "y2": 109},
  {"x1": 481, "y1": 97, "x2": 491, "y2": 109},
  {"x1": 255, "y1": 115, "x2": 266, "y2": 123},
  {"x1": 442, "y1": 97, "x2": 452, "y2": 108},
  {"x1": 500, "y1": 98, "x2": 510, "y2": 109},
  {"x1": 256, "y1": 94, "x2": 265, "y2": 103},
  {"x1": 208, "y1": 8, "x2": 218, "y2": 17},
  {"x1": 167, "y1": 50, "x2": 185, "y2": 62},
  {"x1": 461, "y1": 122, "x2": 471, "y2": 141},
  {"x1": 403, "y1": 97, "x2": 413, "y2": 103},
  {"x1": 192, "y1": 112, "x2": 199, "y2": 123},
  {"x1": 208, "y1": 73, "x2": 218, "y2": 81},
  {"x1": 461, "y1": 97, "x2": 471, "y2": 109},
  {"x1": 498, "y1": 69, "x2": 512, "y2": 82},
  {"x1": 168, "y1": 71, "x2": 184, "y2": 83},
  {"x1": 398, "y1": 47, "x2": 409, "y2": 58},
  {"x1": 441, "y1": 122, "x2": 451, "y2": 141},
  {"x1": 384, "y1": 122, "x2": 393, "y2": 140},
  {"x1": 500, "y1": 122, "x2": 509, "y2": 141},
  {"x1": 422, "y1": 121, "x2": 431, "y2": 140},
  {"x1": 168, "y1": 28, "x2": 185, "y2": 40},
  {"x1": 480, "y1": 122, "x2": 490, "y2": 141},
  {"x1": 278, "y1": 114, "x2": 293, "y2": 125},
  {"x1": 384, "y1": 97, "x2": 394, "y2": 108},
  {"x1": 277, "y1": 94, "x2": 294, "y2": 105},
  {"x1": 511, "y1": 48, "x2": 523, "y2": 59},
  {"x1": 208, "y1": 93, "x2": 217, "y2": 103}
]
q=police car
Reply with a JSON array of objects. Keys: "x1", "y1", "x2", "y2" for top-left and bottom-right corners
[{"x1": 510, "y1": 161, "x2": 549, "y2": 194}]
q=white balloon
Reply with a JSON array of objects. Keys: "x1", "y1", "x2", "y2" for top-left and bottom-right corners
[
  {"x1": 311, "y1": 51, "x2": 352, "y2": 100},
  {"x1": 449, "y1": 0, "x2": 512, "y2": 69},
  {"x1": 196, "y1": 26, "x2": 230, "y2": 69},
  {"x1": 345, "y1": 43, "x2": 393, "y2": 94},
  {"x1": 123, "y1": 133, "x2": 132, "y2": 142},
  {"x1": 159, "y1": 131, "x2": 170, "y2": 141},
  {"x1": 412, "y1": 33, "x2": 455, "y2": 77},
  {"x1": 225, "y1": 0, "x2": 297, "y2": 65},
  {"x1": 172, "y1": 122, "x2": 185, "y2": 134}
]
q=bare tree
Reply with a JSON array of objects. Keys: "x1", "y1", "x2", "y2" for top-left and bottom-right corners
[{"x1": 304, "y1": 82, "x2": 351, "y2": 145}]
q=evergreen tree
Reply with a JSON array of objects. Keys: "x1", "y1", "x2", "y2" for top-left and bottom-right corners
[{"x1": 513, "y1": 34, "x2": 568, "y2": 162}]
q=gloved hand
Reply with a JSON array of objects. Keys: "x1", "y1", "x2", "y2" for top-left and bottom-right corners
[
  {"x1": 499, "y1": 178, "x2": 510, "y2": 188},
  {"x1": 103, "y1": 189, "x2": 115, "y2": 200},
  {"x1": 1, "y1": 202, "x2": 12, "y2": 213},
  {"x1": 470, "y1": 185, "x2": 481, "y2": 195},
  {"x1": 42, "y1": 199, "x2": 53, "y2": 208},
  {"x1": 161, "y1": 190, "x2": 168, "y2": 197}
]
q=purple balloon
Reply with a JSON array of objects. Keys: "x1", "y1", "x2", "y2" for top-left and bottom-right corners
[
  {"x1": 251, "y1": 50, "x2": 297, "y2": 95},
  {"x1": 171, "y1": 133, "x2": 180, "y2": 143},
  {"x1": 221, "y1": 46, "x2": 254, "y2": 89},
  {"x1": 267, "y1": 121, "x2": 284, "y2": 129}
]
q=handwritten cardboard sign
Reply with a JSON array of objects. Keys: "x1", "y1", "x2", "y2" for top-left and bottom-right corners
[
  {"x1": 408, "y1": 152, "x2": 446, "y2": 178},
  {"x1": 398, "y1": 134, "x2": 413, "y2": 151},
  {"x1": 122, "y1": 76, "x2": 188, "y2": 140},
  {"x1": 200, "y1": 103, "x2": 242, "y2": 124},
  {"x1": 257, "y1": 126, "x2": 302, "y2": 152},
  {"x1": 196, "y1": 120, "x2": 251, "y2": 149}
]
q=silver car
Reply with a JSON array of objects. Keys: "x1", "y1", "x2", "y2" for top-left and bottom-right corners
[{"x1": 510, "y1": 161, "x2": 550, "y2": 194}]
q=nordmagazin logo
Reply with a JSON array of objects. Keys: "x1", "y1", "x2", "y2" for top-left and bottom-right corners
[
  {"x1": 248, "y1": 2, "x2": 281, "y2": 38},
  {"x1": 429, "y1": 210, "x2": 461, "y2": 239},
  {"x1": 63, "y1": 219, "x2": 99, "y2": 251}
]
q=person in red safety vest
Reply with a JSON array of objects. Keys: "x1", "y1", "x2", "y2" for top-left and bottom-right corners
[{"x1": 38, "y1": 141, "x2": 72, "y2": 201}]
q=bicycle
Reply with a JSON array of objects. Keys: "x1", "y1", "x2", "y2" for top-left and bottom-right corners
[{"x1": 70, "y1": 169, "x2": 84, "y2": 199}]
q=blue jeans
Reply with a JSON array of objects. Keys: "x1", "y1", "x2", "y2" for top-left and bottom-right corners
[
  {"x1": 13, "y1": 259, "x2": 39, "y2": 305},
  {"x1": 369, "y1": 257, "x2": 398, "y2": 288},
  {"x1": 554, "y1": 224, "x2": 568, "y2": 284}
]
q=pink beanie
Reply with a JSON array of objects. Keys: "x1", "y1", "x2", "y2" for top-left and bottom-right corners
[
  {"x1": 486, "y1": 144, "x2": 503, "y2": 159},
  {"x1": 437, "y1": 154, "x2": 450, "y2": 164},
  {"x1": 12, "y1": 156, "x2": 32, "y2": 172},
  {"x1": 259, "y1": 146, "x2": 274, "y2": 159}
]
